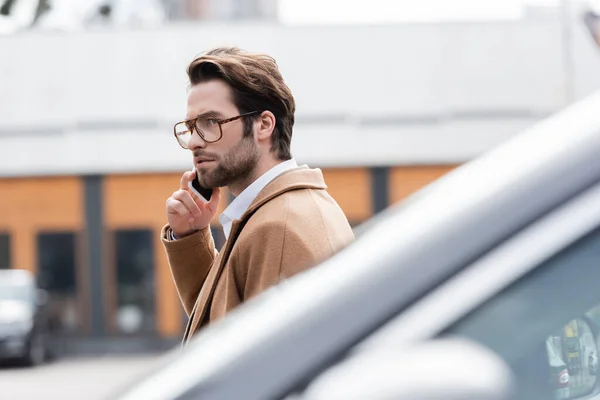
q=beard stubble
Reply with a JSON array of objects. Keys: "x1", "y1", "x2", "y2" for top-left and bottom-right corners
[{"x1": 196, "y1": 135, "x2": 260, "y2": 189}]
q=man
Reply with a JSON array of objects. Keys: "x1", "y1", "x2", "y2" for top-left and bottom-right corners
[{"x1": 162, "y1": 47, "x2": 354, "y2": 344}]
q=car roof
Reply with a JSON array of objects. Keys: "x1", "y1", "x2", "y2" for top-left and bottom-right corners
[{"x1": 117, "y1": 91, "x2": 600, "y2": 400}]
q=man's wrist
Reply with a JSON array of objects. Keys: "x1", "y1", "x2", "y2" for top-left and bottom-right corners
[{"x1": 170, "y1": 227, "x2": 204, "y2": 241}]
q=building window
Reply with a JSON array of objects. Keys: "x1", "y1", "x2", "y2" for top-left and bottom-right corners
[
  {"x1": 114, "y1": 229, "x2": 156, "y2": 335},
  {"x1": 0, "y1": 233, "x2": 10, "y2": 269},
  {"x1": 37, "y1": 232, "x2": 78, "y2": 333}
]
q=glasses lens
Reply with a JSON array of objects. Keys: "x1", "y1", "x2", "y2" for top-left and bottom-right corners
[
  {"x1": 174, "y1": 122, "x2": 192, "y2": 148},
  {"x1": 195, "y1": 117, "x2": 221, "y2": 142}
]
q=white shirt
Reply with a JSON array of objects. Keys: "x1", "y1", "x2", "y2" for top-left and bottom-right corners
[{"x1": 219, "y1": 158, "x2": 298, "y2": 240}]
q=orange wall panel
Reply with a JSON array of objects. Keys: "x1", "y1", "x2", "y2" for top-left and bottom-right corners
[
  {"x1": 153, "y1": 232, "x2": 180, "y2": 337},
  {"x1": 0, "y1": 177, "x2": 83, "y2": 272},
  {"x1": 0, "y1": 177, "x2": 83, "y2": 230},
  {"x1": 321, "y1": 168, "x2": 372, "y2": 222},
  {"x1": 390, "y1": 166, "x2": 458, "y2": 204},
  {"x1": 11, "y1": 228, "x2": 35, "y2": 272},
  {"x1": 104, "y1": 174, "x2": 183, "y2": 228}
]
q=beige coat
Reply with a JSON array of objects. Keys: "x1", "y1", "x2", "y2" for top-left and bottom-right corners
[{"x1": 161, "y1": 166, "x2": 355, "y2": 344}]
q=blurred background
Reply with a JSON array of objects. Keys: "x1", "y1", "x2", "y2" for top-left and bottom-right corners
[{"x1": 2, "y1": 0, "x2": 600, "y2": 397}]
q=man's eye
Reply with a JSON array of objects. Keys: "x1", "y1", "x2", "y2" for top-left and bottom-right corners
[{"x1": 207, "y1": 118, "x2": 219, "y2": 126}]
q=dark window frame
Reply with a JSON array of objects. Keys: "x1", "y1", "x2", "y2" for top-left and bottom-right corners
[
  {"x1": 36, "y1": 231, "x2": 77, "y2": 295},
  {"x1": 36, "y1": 230, "x2": 80, "y2": 334},
  {"x1": 112, "y1": 228, "x2": 157, "y2": 336},
  {"x1": 0, "y1": 232, "x2": 10, "y2": 269}
]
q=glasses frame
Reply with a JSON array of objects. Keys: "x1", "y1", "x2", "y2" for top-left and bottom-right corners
[{"x1": 173, "y1": 110, "x2": 261, "y2": 149}]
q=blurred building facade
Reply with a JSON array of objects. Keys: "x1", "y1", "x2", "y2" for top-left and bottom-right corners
[
  {"x1": 1, "y1": 3, "x2": 600, "y2": 351},
  {"x1": 0, "y1": 0, "x2": 278, "y2": 31}
]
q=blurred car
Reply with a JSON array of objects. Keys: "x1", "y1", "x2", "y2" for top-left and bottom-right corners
[
  {"x1": 0, "y1": 269, "x2": 52, "y2": 366},
  {"x1": 111, "y1": 87, "x2": 600, "y2": 400}
]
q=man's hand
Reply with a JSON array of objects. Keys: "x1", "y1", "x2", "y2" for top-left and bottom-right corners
[{"x1": 166, "y1": 171, "x2": 221, "y2": 239}]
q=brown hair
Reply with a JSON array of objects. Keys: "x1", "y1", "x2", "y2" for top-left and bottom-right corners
[{"x1": 186, "y1": 47, "x2": 295, "y2": 160}]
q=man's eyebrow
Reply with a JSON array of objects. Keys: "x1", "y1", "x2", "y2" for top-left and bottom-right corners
[{"x1": 195, "y1": 111, "x2": 224, "y2": 119}]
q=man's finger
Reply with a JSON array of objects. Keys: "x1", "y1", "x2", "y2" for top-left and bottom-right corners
[
  {"x1": 166, "y1": 198, "x2": 191, "y2": 220},
  {"x1": 180, "y1": 170, "x2": 196, "y2": 190},
  {"x1": 172, "y1": 190, "x2": 202, "y2": 219}
]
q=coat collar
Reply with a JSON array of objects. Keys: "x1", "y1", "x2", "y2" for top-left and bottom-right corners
[
  {"x1": 241, "y1": 165, "x2": 327, "y2": 220},
  {"x1": 219, "y1": 159, "x2": 298, "y2": 240}
]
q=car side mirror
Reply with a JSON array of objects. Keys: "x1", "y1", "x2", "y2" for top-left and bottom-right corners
[{"x1": 299, "y1": 337, "x2": 515, "y2": 400}]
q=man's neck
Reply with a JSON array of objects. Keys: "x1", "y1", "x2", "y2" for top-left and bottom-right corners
[{"x1": 228, "y1": 157, "x2": 284, "y2": 197}]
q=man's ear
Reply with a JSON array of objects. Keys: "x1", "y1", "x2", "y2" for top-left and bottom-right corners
[{"x1": 255, "y1": 111, "x2": 276, "y2": 142}]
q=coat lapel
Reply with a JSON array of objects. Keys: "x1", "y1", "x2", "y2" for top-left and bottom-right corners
[
  {"x1": 185, "y1": 221, "x2": 242, "y2": 340},
  {"x1": 181, "y1": 249, "x2": 224, "y2": 343}
]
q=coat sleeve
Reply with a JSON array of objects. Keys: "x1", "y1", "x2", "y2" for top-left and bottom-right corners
[
  {"x1": 230, "y1": 219, "x2": 326, "y2": 301},
  {"x1": 161, "y1": 224, "x2": 217, "y2": 316}
]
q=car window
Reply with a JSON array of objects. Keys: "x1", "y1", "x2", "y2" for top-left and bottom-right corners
[{"x1": 444, "y1": 225, "x2": 600, "y2": 400}]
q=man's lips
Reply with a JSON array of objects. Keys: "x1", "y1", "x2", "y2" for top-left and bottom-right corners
[{"x1": 195, "y1": 159, "x2": 215, "y2": 167}]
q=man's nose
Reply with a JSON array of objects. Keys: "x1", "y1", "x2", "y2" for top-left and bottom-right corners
[{"x1": 188, "y1": 129, "x2": 207, "y2": 150}]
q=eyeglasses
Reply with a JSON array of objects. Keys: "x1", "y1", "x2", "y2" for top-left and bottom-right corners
[{"x1": 173, "y1": 111, "x2": 260, "y2": 149}]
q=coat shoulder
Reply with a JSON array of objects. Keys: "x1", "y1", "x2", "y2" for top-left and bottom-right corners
[
  {"x1": 239, "y1": 186, "x2": 353, "y2": 246},
  {"x1": 242, "y1": 188, "x2": 324, "y2": 231}
]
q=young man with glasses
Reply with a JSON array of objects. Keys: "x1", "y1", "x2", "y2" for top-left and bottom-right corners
[{"x1": 162, "y1": 47, "x2": 354, "y2": 344}]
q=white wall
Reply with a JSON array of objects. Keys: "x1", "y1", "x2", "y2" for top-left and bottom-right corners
[
  {"x1": 1, "y1": 14, "x2": 600, "y2": 177},
  {"x1": 0, "y1": 20, "x2": 566, "y2": 125}
]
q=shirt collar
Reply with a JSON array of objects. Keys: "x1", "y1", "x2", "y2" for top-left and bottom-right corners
[{"x1": 219, "y1": 158, "x2": 298, "y2": 240}]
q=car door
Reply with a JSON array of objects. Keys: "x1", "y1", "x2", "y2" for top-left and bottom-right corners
[{"x1": 292, "y1": 176, "x2": 600, "y2": 400}]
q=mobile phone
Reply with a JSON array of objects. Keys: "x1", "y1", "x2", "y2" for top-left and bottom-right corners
[{"x1": 188, "y1": 169, "x2": 212, "y2": 203}]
